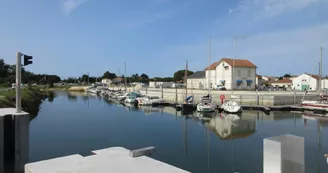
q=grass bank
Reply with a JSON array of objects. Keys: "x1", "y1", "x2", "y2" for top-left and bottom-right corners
[{"x1": 0, "y1": 88, "x2": 53, "y2": 119}]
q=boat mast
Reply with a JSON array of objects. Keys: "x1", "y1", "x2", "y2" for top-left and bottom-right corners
[
  {"x1": 208, "y1": 36, "x2": 211, "y2": 95},
  {"x1": 125, "y1": 62, "x2": 127, "y2": 91},
  {"x1": 184, "y1": 60, "x2": 188, "y2": 99},
  {"x1": 319, "y1": 46, "x2": 323, "y2": 94}
]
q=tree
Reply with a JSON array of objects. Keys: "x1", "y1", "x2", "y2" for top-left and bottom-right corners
[
  {"x1": 140, "y1": 73, "x2": 149, "y2": 83},
  {"x1": 81, "y1": 74, "x2": 89, "y2": 83},
  {"x1": 173, "y1": 70, "x2": 194, "y2": 82},
  {"x1": 283, "y1": 74, "x2": 292, "y2": 78},
  {"x1": 102, "y1": 71, "x2": 111, "y2": 79}
]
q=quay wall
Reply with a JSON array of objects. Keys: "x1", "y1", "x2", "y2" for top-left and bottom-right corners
[{"x1": 140, "y1": 88, "x2": 317, "y2": 106}]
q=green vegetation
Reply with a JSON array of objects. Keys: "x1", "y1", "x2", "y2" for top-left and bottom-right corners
[
  {"x1": 0, "y1": 58, "x2": 61, "y2": 86},
  {"x1": 173, "y1": 70, "x2": 194, "y2": 82},
  {"x1": 0, "y1": 87, "x2": 54, "y2": 119}
]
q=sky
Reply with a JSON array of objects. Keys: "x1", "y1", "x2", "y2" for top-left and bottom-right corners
[{"x1": 1, "y1": 0, "x2": 328, "y2": 79}]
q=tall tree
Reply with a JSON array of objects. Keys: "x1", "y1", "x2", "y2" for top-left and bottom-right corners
[
  {"x1": 102, "y1": 71, "x2": 111, "y2": 79},
  {"x1": 173, "y1": 70, "x2": 193, "y2": 82}
]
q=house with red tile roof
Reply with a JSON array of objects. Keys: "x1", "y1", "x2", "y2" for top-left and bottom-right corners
[
  {"x1": 292, "y1": 73, "x2": 320, "y2": 91},
  {"x1": 270, "y1": 79, "x2": 293, "y2": 89},
  {"x1": 204, "y1": 58, "x2": 257, "y2": 90}
]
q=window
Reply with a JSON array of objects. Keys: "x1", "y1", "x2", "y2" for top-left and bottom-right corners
[
  {"x1": 247, "y1": 69, "x2": 251, "y2": 77},
  {"x1": 247, "y1": 82, "x2": 251, "y2": 87}
]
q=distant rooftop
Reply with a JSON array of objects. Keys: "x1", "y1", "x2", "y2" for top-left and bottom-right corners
[{"x1": 188, "y1": 71, "x2": 205, "y2": 79}]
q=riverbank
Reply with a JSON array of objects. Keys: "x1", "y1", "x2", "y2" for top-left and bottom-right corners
[{"x1": 0, "y1": 88, "x2": 52, "y2": 118}]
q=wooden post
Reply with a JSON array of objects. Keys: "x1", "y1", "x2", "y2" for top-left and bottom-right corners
[
  {"x1": 161, "y1": 86, "x2": 164, "y2": 99},
  {"x1": 175, "y1": 87, "x2": 178, "y2": 103},
  {"x1": 256, "y1": 89, "x2": 259, "y2": 105},
  {"x1": 293, "y1": 89, "x2": 296, "y2": 105}
]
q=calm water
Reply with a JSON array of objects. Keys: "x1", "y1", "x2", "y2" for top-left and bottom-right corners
[{"x1": 29, "y1": 91, "x2": 328, "y2": 173}]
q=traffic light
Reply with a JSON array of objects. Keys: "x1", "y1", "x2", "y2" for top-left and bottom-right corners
[{"x1": 23, "y1": 55, "x2": 33, "y2": 66}]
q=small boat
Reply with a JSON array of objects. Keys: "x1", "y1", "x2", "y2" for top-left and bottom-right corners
[
  {"x1": 124, "y1": 92, "x2": 144, "y2": 104},
  {"x1": 197, "y1": 95, "x2": 217, "y2": 112},
  {"x1": 301, "y1": 95, "x2": 328, "y2": 111},
  {"x1": 138, "y1": 96, "x2": 165, "y2": 106},
  {"x1": 221, "y1": 100, "x2": 242, "y2": 113}
]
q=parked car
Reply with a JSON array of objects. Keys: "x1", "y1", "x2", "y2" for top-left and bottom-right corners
[{"x1": 215, "y1": 85, "x2": 226, "y2": 90}]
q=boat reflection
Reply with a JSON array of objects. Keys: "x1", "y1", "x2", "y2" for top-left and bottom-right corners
[
  {"x1": 139, "y1": 106, "x2": 164, "y2": 115},
  {"x1": 205, "y1": 113, "x2": 256, "y2": 140},
  {"x1": 124, "y1": 103, "x2": 139, "y2": 112}
]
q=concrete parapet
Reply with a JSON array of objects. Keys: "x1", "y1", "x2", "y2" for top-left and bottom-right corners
[
  {"x1": 141, "y1": 89, "x2": 315, "y2": 106},
  {"x1": 263, "y1": 134, "x2": 304, "y2": 173},
  {"x1": 0, "y1": 108, "x2": 29, "y2": 173},
  {"x1": 25, "y1": 147, "x2": 190, "y2": 173}
]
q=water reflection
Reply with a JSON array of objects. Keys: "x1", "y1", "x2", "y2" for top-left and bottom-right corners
[
  {"x1": 29, "y1": 92, "x2": 328, "y2": 173},
  {"x1": 205, "y1": 113, "x2": 256, "y2": 140}
]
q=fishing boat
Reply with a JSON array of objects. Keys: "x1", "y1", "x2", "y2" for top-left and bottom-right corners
[{"x1": 197, "y1": 37, "x2": 217, "y2": 112}]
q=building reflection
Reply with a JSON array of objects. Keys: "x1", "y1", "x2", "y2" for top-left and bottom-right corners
[{"x1": 204, "y1": 113, "x2": 256, "y2": 140}]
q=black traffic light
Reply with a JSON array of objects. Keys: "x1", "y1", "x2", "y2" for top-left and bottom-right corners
[{"x1": 23, "y1": 55, "x2": 33, "y2": 66}]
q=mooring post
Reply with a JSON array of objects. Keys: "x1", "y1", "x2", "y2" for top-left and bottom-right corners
[
  {"x1": 175, "y1": 87, "x2": 178, "y2": 103},
  {"x1": 293, "y1": 89, "x2": 296, "y2": 105},
  {"x1": 256, "y1": 89, "x2": 259, "y2": 105},
  {"x1": 161, "y1": 86, "x2": 164, "y2": 99},
  {"x1": 0, "y1": 108, "x2": 29, "y2": 173}
]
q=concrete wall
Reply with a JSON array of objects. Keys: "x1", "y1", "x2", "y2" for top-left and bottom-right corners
[
  {"x1": 205, "y1": 70, "x2": 216, "y2": 88},
  {"x1": 142, "y1": 88, "x2": 317, "y2": 105},
  {"x1": 187, "y1": 78, "x2": 206, "y2": 89}
]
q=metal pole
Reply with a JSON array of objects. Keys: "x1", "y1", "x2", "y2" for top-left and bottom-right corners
[
  {"x1": 125, "y1": 62, "x2": 127, "y2": 91},
  {"x1": 208, "y1": 36, "x2": 211, "y2": 94},
  {"x1": 232, "y1": 37, "x2": 236, "y2": 92},
  {"x1": 16, "y1": 52, "x2": 22, "y2": 113},
  {"x1": 320, "y1": 46, "x2": 323, "y2": 93}
]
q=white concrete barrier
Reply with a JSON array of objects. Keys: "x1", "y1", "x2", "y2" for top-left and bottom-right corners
[{"x1": 263, "y1": 134, "x2": 304, "y2": 173}]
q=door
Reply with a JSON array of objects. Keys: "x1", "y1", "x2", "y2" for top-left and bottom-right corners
[{"x1": 301, "y1": 85, "x2": 309, "y2": 91}]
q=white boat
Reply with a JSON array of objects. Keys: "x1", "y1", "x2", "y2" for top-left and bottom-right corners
[
  {"x1": 197, "y1": 37, "x2": 217, "y2": 112},
  {"x1": 221, "y1": 100, "x2": 242, "y2": 113},
  {"x1": 138, "y1": 96, "x2": 165, "y2": 106},
  {"x1": 197, "y1": 95, "x2": 217, "y2": 112},
  {"x1": 117, "y1": 93, "x2": 130, "y2": 101},
  {"x1": 301, "y1": 96, "x2": 328, "y2": 111}
]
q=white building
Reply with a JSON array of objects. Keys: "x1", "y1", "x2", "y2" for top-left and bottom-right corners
[
  {"x1": 187, "y1": 71, "x2": 206, "y2": 89},
  {"x1": 292, "y1": 73, "x2": 319, "y2": 91},
  {"x1": 101, "y1": 78, "x2": 112, "y2": 85},
  {"x1": 256, "y1": 75, "x2": 263, "y2": 88},
  {"x1": 205, "y1": 58, "x2": 257, "y2": 90},
  {"x1": 270, "y1": 79, "x2": 293, "y2": 89},
  {"x1": 322, "y1": 77, "x2": 328, "y2": 90}
]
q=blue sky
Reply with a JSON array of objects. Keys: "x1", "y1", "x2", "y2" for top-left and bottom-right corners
[{"x1": 1, "y1": 0, "x2": 328, "y2": 79}]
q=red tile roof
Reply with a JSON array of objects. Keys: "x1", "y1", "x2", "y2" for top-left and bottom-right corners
[
  {"x1": 306, "y1": 73, "x2": 320, "y2": 80},
  {"x1": 204, "y1": 58, "x2": 257, "y2": 70},
  {"x1": 204, "y1": 62, "x2": 219, "y2": 70},
  {"x1": 270, "y1": 78, "x2": 292, "y2": 84}
]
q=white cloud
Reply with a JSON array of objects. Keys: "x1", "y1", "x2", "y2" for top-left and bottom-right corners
[
  {"x1": 230, "y1": 0, "x2": 321, "y2": 19},
  {"x1": 61, "y1": 0, "x2": 89, "y2": 15}
]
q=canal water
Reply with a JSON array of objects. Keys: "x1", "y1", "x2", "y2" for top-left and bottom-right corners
[{"x1": 29, "y1": 91, "x2": 328, "y2": 173}]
